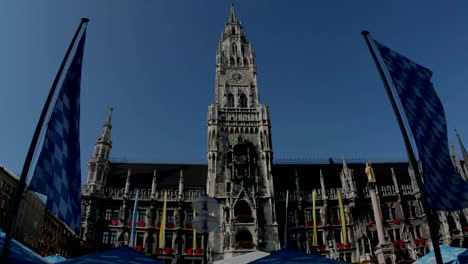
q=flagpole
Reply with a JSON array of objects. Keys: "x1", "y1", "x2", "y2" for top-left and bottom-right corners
[
  {"x1": 1, "y1": 18, "x2": 89, "y2": 258},
  {"x1": 283, "y1": 189, "x2": 289, "y2": 248},
  {"x1": 130, "y1": 190, "x2": 140, "y2": 248},
  {"x1": 361, "y1": 30, "x2": 443, "y2": 264}
]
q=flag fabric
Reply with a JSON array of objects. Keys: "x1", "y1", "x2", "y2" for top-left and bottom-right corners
[
  {"x1": 28, "y1": 29, "x2": 87, "y2": 233},
  {"x1": 373, "y1": 39, "x2": 468, "y2": 211},
  {"x1": 158, "y1": 191, "x2": 167, "y2": 249},
  {"x1": 283, "y1": 189, "x2": 289, "y2": 248},
  {"x1": 192, "y1": 210, "x2": 197, "y2": 252},
  {"x1": 337, "y1": 191, "x2": 347, "y2": 244},
  {"x1": 312, "y1": 191, "x2": 317, "y2": 246},
  {"x1": 456, "y1": 131, "x2": 468, "y2": 175},
  {"x1": 130, "y1": 190, "x2": 139, "y2": 247}
]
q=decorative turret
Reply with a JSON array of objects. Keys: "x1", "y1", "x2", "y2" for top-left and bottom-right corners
[
  {"x1": 178, "y1": 169, "x2": 184, "y2": 201},
  {"x1": 451, "y1": 144, "x2": 464, "y2": 177},
  {"x1": 456, "y1": 130, "x2": 468, "y2": 179},
  {"x1": 340, "y1": 157, "x2": 356, "y2": 197},
  {"x1": 151, "y1": 169, "x2": 157, "y2": 199},
  {"x1": 86, "y1": 108, "x2": 113, "y2": 192},
  {"x1": 125, "y1": 169, "x2": 131, "y2": 197},
  {"x1": 390, "y1": 168, "x2": 400, "y2": 194},
  {"x1": 98, "y1": 107, "x2": 112, "y2": 148}
]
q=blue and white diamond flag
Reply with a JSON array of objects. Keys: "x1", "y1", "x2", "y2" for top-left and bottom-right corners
[
  {"x1": 29, "y1": 29, "x2": 87, "y2": 233},
  {"x1": 373, "y1": 39, "x2": 468, "y2": 211}
]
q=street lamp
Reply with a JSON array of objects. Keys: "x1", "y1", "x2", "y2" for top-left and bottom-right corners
[{"x1": 191, "y1": 195, "x2": 219, "y2": 264}]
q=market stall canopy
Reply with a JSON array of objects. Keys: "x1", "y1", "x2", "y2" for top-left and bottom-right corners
[
  {"x1": 414, "y1": 245, "x2": 468, "y2": 264},
  {"x1": 213, "y1": 251, "x2": 270, "y2": 264},
  {"x1": 61, "y1": 246, "x2": 163, "y2": 264},
  {"x1": 250, "y1": 248, "x2": 348, "y2": 264},
  {"x1": 44, "y1": 254, "x2": 67, "y2": 263},
  {"x1": 0, "y1": 231, "x2": 49, "y2": 264}
]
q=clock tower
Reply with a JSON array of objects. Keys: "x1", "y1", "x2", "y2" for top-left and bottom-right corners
[{"x1": 207, "y1": 3, "x2": 280, "y2": 260}]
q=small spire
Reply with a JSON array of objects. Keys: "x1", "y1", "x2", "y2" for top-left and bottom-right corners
[
  {"x1": 229, "y1": 1, "x2": 237, "y2": 22},
  {"x1": 390, "y1": 168, "x2": 400, "y2": 193},
  {"x1": 98, "y1": 107, "x2": 113, "y2": 144},
  {"x1": 456, "y1": 130, "x2": 468, "y2": 164},
  {"x1": 451, "y1": 144, "x2": 464, "y2": 174},
  {"x1": 105, "y1": 106, "x2": 113, "y2": 127},
  {"x1": 151, "y1": 169, "x2": 157, "y2": 199},
  {"x1": 319, "y1": 169, "x2": 326, "y2": 198},
  {"x1": 178, "y1": 169, "x2": 184, "y2": 201},
  {"x1": 342, "y1": 154, "x2": 348, "y2": 169},
  {"x1": 125, "y1": 169, "x2": 131, "y2": 196},
  {"x1": 294, "y1": 169, "x2": 299, "y2": 192}
]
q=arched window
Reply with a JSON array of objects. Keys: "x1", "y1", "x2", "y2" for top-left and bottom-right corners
[
  {"x1": 232, "y1": 43, "x2": 237, "y2": 56},
  {"x1": 227, "y1": 93, "x2": 234, "y2": 107},
  {"x1": 230, "y1": 57, "x2": 235, "y2": 65},
  {"x1": 234, "y1": 200, "x2": 253, "y2": 222},
  {"x1": 239, "y1": 94, "x2": 247, "y2": 108}
]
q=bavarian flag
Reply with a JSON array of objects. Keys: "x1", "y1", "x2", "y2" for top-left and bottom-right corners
[{"x1": 372, "y1": 37, "x2": 468, "y2": 211}]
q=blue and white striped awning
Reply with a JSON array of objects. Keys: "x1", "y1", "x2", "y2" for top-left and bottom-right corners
[
  {"x1": 250, "y1": 248, "x2": 347, "y2": 264},
  {"x1": 61, "y1": 246, "x2": 163, "y2": 264},
  {"x1": 414, "y1": 245, "x2": 468, "y2": 264},
  {"x1": 0, "y1": 231, "x2": 49, "y2": 264}
]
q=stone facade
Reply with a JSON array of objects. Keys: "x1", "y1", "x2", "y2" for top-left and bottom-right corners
[
  {"x1": 207, "y1": 4, "x2": 280, "y2": 261},
  {"x1": 79, "y1": 3, "x2": 468, "y2": 264},
  {"x1": 0, "y1": 165, "x2": 75, "y2": 257}
]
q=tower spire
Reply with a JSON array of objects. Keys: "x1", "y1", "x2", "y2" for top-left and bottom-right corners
[
  {"x1": 98, "y1": 107, "x2": 113, "y2": 145},
  {"x1": 229, "y1": 1, "x2": 237, "y2": 22},
  {"x1": 456, "y1": 130, "x2": 468, "y2": 176},
  {"x1": 342, "y1": 154, "x2": 348, "y2": 170}
]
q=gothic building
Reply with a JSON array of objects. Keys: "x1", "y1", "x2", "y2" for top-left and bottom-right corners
[
  {"x1": 0, "y1": 166, "x2": 76, "y2": 257},
  {"x1": 207, "y1": 4, "x2": 280, "y2": 260},
  {"x1": 80, "y1": 4, "x2": 468, "y2": 264}
]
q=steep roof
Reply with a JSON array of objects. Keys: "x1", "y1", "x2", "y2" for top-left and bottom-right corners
[
  {"x1": 105, "y1": 161, "x2": 412, "y2": 191},
  {"x1": 107, "y1": 162, "x2": 207, "y2": 189},
  {"x1": 272, "y1": 162, "x2": 412, "y2": 192}
]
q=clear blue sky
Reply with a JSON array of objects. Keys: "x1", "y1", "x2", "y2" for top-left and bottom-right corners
[{"x1": 1, "y1": 1, "x2": 467, "y2": 182}]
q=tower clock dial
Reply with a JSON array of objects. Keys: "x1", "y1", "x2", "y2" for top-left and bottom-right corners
[{"x1": 230, "y1": 72, "x2": 244, "y2": 83}]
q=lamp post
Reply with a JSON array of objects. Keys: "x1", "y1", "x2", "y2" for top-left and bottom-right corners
[{"x1": 191, "y1": 195, "x2": 219, "y2": 264}]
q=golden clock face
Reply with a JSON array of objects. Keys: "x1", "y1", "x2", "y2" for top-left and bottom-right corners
[{"x1": 231, "y1": 72, "x2": 244, "y2": 83}]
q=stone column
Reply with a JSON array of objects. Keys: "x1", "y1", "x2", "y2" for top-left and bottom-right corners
[
  {"x1": 369, "y1": 184, "x2": 386, "y2": 246},
  {"x1": 366, "y1": 162, "x2": 394, "y2": 264}
]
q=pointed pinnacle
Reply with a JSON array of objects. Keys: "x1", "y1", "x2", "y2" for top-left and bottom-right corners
[
  {"x1": 105, "y1": 107, "x2": 113, "y2": 127},
  {"x1": 229, "y1": 1, "x2": 237, "y2": 22}
]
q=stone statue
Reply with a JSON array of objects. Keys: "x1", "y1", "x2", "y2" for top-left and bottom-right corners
[
  {"x1": 344, "y1": 207, "x2": 351, "y2": 225},
  {"x1": 403, "y1": 227, "x2": 411, "y2": 241},
  {"x1": 365, "y1": 162, "x2": 376, "y2": 183},
  {"x1": 328, "y1": 239, "x2": 338, "y2": 260}
]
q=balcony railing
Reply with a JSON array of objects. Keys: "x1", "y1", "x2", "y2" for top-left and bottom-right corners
[
  {"x1": 276, "y1": 189, "x2": 342, "y2": 201},
  {"x1": 82, "y1": 185, "x2": 204, "y2": 202},
  {"x1": 275, "y1": 184, "x2": 415, "y2": 201}
]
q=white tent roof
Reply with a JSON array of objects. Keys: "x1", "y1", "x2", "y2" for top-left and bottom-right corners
[{"x1": 213, "y1": 251, "x2": 270, "y2": 264}]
